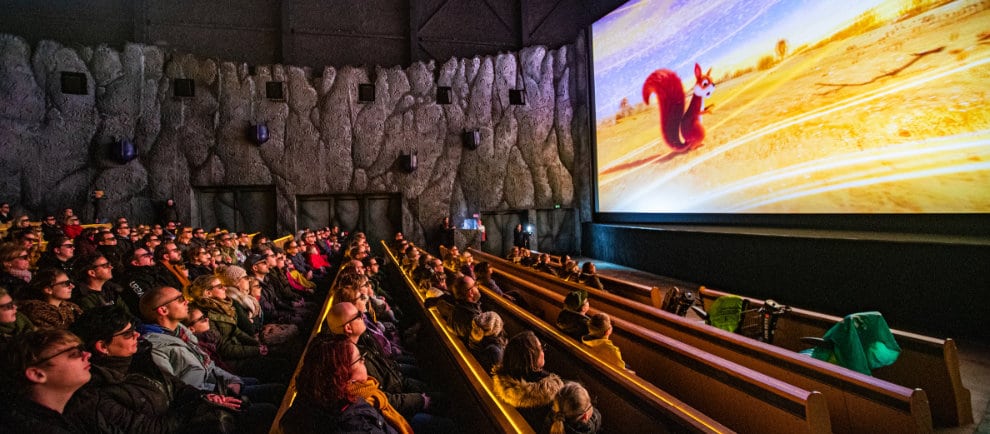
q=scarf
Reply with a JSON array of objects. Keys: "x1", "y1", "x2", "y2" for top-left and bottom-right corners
[
  {"x1": 196, "y1": 296, "x2": 237, "y2": 319},
  {"x1": 346, "y1": 378, "x2": 414, "y2": 434},
  {"x1": 162, "y1": 261, "x2": 190, "y2": 288},
  {"x1": 8, "y1": 268, "x2": 32, "y2": 283}
]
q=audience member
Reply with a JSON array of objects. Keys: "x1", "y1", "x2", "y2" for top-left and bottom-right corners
[
  {"x1": 544, "y1": 381, "x2": 602, "y2": 434},
  {"x1": 468, "y1": 311, "x2": 507, "y2": 374},
  {"x1": 153, "y1": 241, "x2": 189, "y2": 290},
  {"x1": 18, "y1": 269, "x2": 82, "y2": 330},
  {"x1": 493, "y1": 330, "x2": 564, "y2": 427},
  {"x1": 74, "y1": 253, "x2": 131, "y2": 314},
  {"x1": 556, "y1": 290, "x2": 591, "y2": 340},
  {"x1": 35, "y1": 235, "x2": 76, "y2": 276},
  {"x1": 0, "y1": 329, "x2": 90, "y2": 433},
  {"x1": 581, "y1": 313, "x2": 629, "y2": 372},
  {"x1": 0, "y1": 287, "x2": 35, "y2": 338},
  {"x1": 533, "y1": 253, "x2": 559, "y2": 277},
  {"x1": 184, "y1": 246, "x2": 214, "y2": 281},
  {"x1": 1, "y1": 242, "x2": 33, "y2": 298},
  {"x1": 578, "y1": 262, "x2": 605, "y2": 292},
  {"x1": 67, "y1": 305, "x2": 245, "y2": 434},
  {"x1": 279, "y1": 333, "x2": 400, "y2": 434},
  {"x1": 326, "y1": 302, "x2": 429, "y2": 419}
]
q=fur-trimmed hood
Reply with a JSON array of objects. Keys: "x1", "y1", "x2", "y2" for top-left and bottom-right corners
[{"x1": 492, "y1": 372, "x2": 564, "y2": 408}]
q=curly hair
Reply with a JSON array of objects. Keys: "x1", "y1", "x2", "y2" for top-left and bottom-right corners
[{"x1": 295, "y1": 333, "x2": 356, "y2": 407}]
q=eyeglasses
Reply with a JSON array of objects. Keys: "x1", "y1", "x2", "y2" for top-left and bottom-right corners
[
  {"x1": 156, "y1": 293, "x2": 187, "y2": 310},
  {"x1": 59, "y1": 243, "x2": 75, "y2": 249},
  {"x1": 0, "y1": 300, "x2": 16, "y2": 310},
  {"x1": 136, "y1": 252, "x2": 153, "y2": 259},
  {"x1": 350, "y1": 351, "x2": 367, "y2": 367},
  {"x1": 209, "y1": 283, "x2": 225, "y2": 290},
  {"x1": 52, "y1": 280, "x2": 74, "y2": 288},
  {"x1": 23, "y1": 237, "x2": 39, "y2": 243},
  {"x1": 15, "y1": 254, "x2": 30, "y2": 260},
  {"x1": 186, "y1": 315, "x2": 209, "y2": 326},
  {"x1": 112, "y1": 325, "x2": 139, "y2": 340},
  {"x1": 342, "y1": 311, "x2": 363, "y2": 326},
  {"x1": 31, "y1": 344, "x2": 88, "y2": 366},
  {"x1": 92, "y1": 261, "x2": 112, "y2": 269}
]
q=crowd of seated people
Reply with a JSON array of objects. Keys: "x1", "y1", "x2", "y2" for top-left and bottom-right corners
[
  {"x1": 0, "y1": 207, "x2": 358, "y2": 433},
  {"x1": 387, "y1": 239, "x2": 604, "y2": 434}
]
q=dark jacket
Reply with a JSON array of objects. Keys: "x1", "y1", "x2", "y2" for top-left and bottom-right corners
[
  {"x1": 0, "y1": 396, "x2": 82, "y2": 434},
  {"x1": 468, "y1": 334, "x2": 505, "y2": 374},
  {"x1": 0, "y1": 312, "x2": 35, "y2": 338},
  {"x1": 35, "y1": 253, "x2": 74, "y2": 276},
  {"x1": 356, "y1": 332, "x2": 425, "y2": 417},
  {"x1": 449, "y1": 299, "x2": 482, "y2": 340},
  {"x1": 196, "y1": 301, "x2": 261, "y2": 361},
  {"x1": 64, "y1": 349, "x2": 214, "y2": 434},
  {"x1": 542, "y1": 407, "x2": 603, "y2": 434},
  {"x1": 113, "y1": 264, "x2": 169, "y2": 313},
  {"x1": 280, "y1": 399, "x2": 398, "y2": 434},
  {"x1": 72, "y1": 283, "x2": 132, "y2": 316},
  {"x1": 579, "y1": 274, "x2": 605, "y2": 292},
  {"x1": 555, "y1": 309, "x2": 590, "y2": 340}
]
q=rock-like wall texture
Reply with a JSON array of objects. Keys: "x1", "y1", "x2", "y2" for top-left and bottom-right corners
[{"x1": 0, "y1": 33, "x2": 591, "y2": 247}]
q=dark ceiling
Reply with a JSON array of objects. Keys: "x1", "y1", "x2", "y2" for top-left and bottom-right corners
[{"x1": 0, "y1": 0, "x2": 626, "y2": 69}]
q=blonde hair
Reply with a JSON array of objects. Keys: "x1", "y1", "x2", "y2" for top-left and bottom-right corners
[{"x1": 549, "y1": 381, "x2": 593, "y2": 434}]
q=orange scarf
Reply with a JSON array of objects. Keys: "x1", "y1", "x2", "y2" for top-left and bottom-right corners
[
  {"x1": 163, "y1": 261, "x2": 191, "y2": 289},
  {"x1": 346, "y1": 378, "x2": 414, "y2": 434}
]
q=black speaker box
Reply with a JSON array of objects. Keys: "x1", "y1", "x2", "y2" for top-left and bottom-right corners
[
  {"x1": 358, "y1": 83, "x2": 375, "y2": 103},
  {"x1": 60, "y1": 72, "x2": 87, "y2": 95},
  {"x1": 437, "y1": 86, "x2": 452, "y2": 105},
  {"x1": 174, "y1": 79, "x2": 195, "y2": 98},
  {"x1": 509, "y1": 89, "x2": 526, "y2": 105},
  {"x1": 463, "y1": 130, "x2": 481, "y2": 150},
  {"x1": 266, "y1": 81, "x2": 284, "y2": 100}
]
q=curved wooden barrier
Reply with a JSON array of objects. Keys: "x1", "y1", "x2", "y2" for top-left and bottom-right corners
[
  {"x1": 474, "y1": 248, "x2": 933, "y2": 434},
  {"x1": 698, "y1": 286, "x2": 972, "y2": 427}
]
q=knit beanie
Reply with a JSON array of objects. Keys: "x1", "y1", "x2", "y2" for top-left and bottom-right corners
[
  {"x1": 564, "y1": 290, "x2": 588, "y2": 311},
  {"x1": 218, "y1": 265, "x2": 248, "y2": 287},
  {"x1": 470, "y1": 311, "x2": 504, "y2": 342}
]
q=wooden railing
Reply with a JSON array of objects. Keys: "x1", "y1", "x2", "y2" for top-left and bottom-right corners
[
  {"x1": 488, "y1": 268, "x2": 829, "y2": 434},
  {"x1": 698, "y1": 286, "x2": 972, "y2": 427},
  {"x1": 383, "y1": 241, "x2": 534, "y2": 433},
  {"x1": 473, "y1": 248, "x2": 933, "y2": 434}
]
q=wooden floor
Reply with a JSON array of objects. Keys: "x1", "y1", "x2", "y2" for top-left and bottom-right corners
[{"x1": 570, "y1": 257, "x2": 990, "y2": 433}]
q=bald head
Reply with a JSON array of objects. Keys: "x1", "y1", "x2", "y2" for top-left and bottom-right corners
[
  {"x1": 139, "y1": 286, "x2": 187, "y2": 324},
  {"x1": 326, "y1": 301, "x2": 364, "y2": 341}
]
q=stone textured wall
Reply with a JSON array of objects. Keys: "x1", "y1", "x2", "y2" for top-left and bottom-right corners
[{"x1": 0, "y1": 33, "x2": 591, "y2": 247}]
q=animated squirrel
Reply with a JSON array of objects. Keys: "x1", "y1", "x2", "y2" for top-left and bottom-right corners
[{"x1": 641, "y1": 63, "x2": 715, "y2": 153}]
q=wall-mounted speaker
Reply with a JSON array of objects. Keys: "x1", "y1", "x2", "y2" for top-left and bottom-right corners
[
  {"x1": 509, "y1": 89, "x2": 526, "y2": 105},
  {"x1": 266, "y1": 81, "x2": 284, "y2": 100},
  {"x1": 399, "y1": 152, "x2": 418, "y2": 173},
  {"x1": 358, "y1": 83, "x2": 375, "y2": 103},
  {"x1": 174, "y1": 79, "x2": 195, "y2": 98},
  {"x1": 437, "y1": 86, "x2": 452, "y2": 105},
  {"x1": 462, "y1": 129, "x2": 481, "y2": 150},
  {"x1": 247, "y1": 124, "x2": 269, "y2": 145},
  {"x1": 60, "y1": 72, "x2": 87, "y2": 95}
]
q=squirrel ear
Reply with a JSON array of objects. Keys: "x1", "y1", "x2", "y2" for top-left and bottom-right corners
[
  {"x1": 694, "y1": 63, "x2": 702, "y2": 77},
  {"x1": 706, "y1": 67, "x2": 713, "y2": 78}
]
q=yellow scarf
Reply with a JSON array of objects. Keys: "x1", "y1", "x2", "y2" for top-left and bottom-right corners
[{"x1": 346, "y1": 378, "x2": 414, "y2": 434}]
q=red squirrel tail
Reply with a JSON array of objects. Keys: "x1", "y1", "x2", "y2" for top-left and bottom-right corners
[{"x1": 642, "y1": 69, "x2": 686, "y2": 150}]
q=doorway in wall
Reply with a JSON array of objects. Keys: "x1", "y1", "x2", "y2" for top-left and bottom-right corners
[
  {"x1": 296, "y1": 193, "x2": 402, "y2": 249},
  {"x1": 192, "y1": 185, "x2": 277, "y2": 236}
]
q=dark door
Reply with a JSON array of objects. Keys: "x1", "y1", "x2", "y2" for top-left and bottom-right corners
[{"x1": 193, "y1": 186, "x2": 277, "y2": 236}]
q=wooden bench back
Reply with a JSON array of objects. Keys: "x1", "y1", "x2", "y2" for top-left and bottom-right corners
[
  {"x1": 698, "y1": 286, "x2": 971, "y2": 427},
  {"x1": 476, "y1": 249, "x2": 933, "y2": 433},
  {"x1": 493, "y1": 271, "x2": 829, "y2": 434}
]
